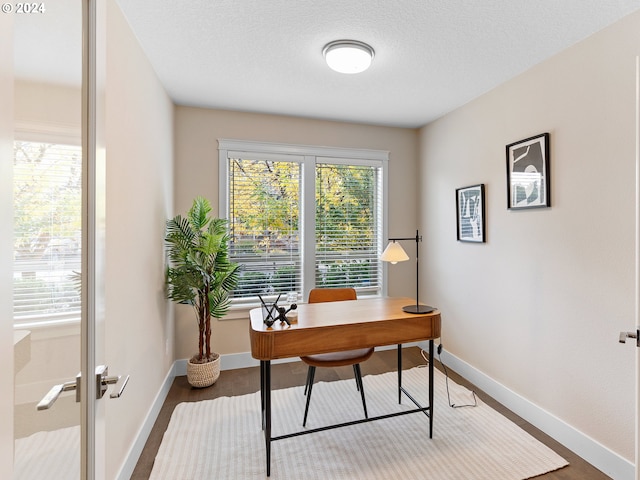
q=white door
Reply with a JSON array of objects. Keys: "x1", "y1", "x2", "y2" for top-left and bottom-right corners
[{"x1": 7, "y1": 1, "x2": 109, "y2": 478}]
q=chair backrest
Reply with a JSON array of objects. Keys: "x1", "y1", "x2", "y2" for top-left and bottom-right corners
[{"x1": 308, "y1": 288, "x2": 357, "y2": 304}]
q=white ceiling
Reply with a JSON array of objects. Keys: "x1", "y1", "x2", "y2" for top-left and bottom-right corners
[{"x1": 14, "y1": 1, "x2": 640, "y2": 128}]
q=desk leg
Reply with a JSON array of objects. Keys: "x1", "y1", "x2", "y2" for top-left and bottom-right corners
[
  {"x1": 429, "y1": 339, "x2": 434, "y2": 438},
  {"x1": 263, "y1": 360, "x2": 272, "y2": 476},
  {"x1": 260, "y1": 361, "x2": 265, "y2": 430},
  {"x1": 397, "y1": 344, "x2": 402, "y2": 404}
]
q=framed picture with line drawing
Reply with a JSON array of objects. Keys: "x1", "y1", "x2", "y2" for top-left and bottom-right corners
[
  {"x1": 506, "y1": 132, "x2": 550, "y2": 210},
  {"x1": 456, "y1": 184, "x2": 485, "y2": 243}
]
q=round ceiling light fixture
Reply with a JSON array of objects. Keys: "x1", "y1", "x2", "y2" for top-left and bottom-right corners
[{"x1": 323, "y1": 40, "x2": 375, "y2": 74}]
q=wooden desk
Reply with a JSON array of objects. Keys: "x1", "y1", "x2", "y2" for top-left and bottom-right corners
[{"x1": 250, "y1": 296, "x2": 441, "y2": 476}]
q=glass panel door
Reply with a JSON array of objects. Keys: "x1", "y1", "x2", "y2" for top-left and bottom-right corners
[{"x1": 12, "y1": 1, "x2": 83, "y2": 478}]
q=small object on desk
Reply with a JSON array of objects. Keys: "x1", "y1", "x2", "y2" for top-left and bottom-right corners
[
  {"x1": 274, "y1": 303, "x2": 297, "y2": 326},
  {"x1": 280, "y1": 303, "x2": 297, "y2": 324},
  {"x1": 286, "y1": 292, "x2": 298, "y2": 323},
  {"x1": 259, "y1": 294, "x2": 281, "y2": 327},
  {"x1": 258, "y1": 295, "x2": 297, "y2": 327}
]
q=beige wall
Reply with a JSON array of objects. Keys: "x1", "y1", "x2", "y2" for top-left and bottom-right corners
[
  {"x1": 174, "y1": 106, "x2": 420, "y2": 359},
  {"x1": 420, "y1": 11, "x2": 639, "y2": 462},
  {"x1": 14, "y1": 81, "x2": 81, "y2": 129},
  {"x1": 105, "y1": 3, "x2": 174, "y2": 478}
]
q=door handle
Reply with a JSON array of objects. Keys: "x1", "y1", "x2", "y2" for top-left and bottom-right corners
[
  {"x1": 619, "y1": 328, "x2": 640, "y2": 347},
  {"x1": 95, "y1": 365, "x2": 130, "y2": 399},
  {"x1": 37, "y1": 365, "x2": 129, "y2": 410},
  {"x1": 102, "y1": 372, "x2": 130, "y2": 399},
  {"x1": 37, "y1": 378, "x2": 79, "y2": 410}
]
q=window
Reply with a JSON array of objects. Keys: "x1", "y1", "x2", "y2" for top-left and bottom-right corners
[
  {"x1": 228, "y1": 157, "x2": 302, "y2": 298},
  {"x1": 13, "y1": 140, "x2": 82, "y2": 326},
  {"x1": 219, "y1": 139, "x2": 388, "y2": 304},
  {"x1": 315, "y1": 162, "x2": 382, "y2": 291}
]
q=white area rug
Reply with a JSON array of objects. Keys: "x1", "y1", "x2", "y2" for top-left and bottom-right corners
[
  {"x1": 150, "y1": 366, "x2": 568, "y2": 479},
  {"x1": 14, "y1": 425, "x2": 80, "y2": 480}
]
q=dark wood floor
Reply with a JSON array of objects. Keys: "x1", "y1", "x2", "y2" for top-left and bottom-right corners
[{"x1": 131, "y1": 347, "x2": 611, "y2": 479}]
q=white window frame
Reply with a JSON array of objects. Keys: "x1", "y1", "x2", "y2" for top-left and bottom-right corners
[
  {"x1": 218, "y1": 138, "x2": 389, "y2": 313},
  {"x1": 13, "y1": 121, "x2": 82, "y2": 330}
]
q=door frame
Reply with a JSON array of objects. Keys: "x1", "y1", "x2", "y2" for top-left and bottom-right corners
[{"x1": 81, "y1": 1, "x2": 107, "y2": 478}]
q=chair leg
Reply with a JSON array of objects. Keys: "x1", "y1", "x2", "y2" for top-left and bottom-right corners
[
  {"x1": 302, "y1": 366, "x2": 316, "y2": 427},
  {"x1": 304, "y1": 366, "x2": 313, "y2": 396},
  {"x1": 353, "y1": 364, "x2": 368, "y2": 419}
]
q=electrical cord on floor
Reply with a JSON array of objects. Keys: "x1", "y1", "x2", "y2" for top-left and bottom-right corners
[{"x1": 420, "y1": 345, "x2": 478, "y2": 409}]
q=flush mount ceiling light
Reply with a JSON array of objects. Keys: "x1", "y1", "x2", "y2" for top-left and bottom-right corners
[{"x1": 323, "y1": 40, "x2": 375, "y2": 74}]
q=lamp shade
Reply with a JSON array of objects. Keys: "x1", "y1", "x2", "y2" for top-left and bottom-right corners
[
  {"x1": 323, "y1": 40, "x2": 374, "y2": 74},
  {"x1": 380, "y1": 241, "x2": 409, "y2": 264}
]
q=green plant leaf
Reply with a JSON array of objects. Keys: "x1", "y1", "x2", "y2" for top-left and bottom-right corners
[{"x1": 164, "y1": 197, "x2": 239, "y2": 357}]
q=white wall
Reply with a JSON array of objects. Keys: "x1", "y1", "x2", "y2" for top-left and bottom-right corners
[
  {"x1": 173, "y1": 106, "x2": 420, "y2": 360},
  {"x1": 104, "y1": 3, "x2": 174, "y2": 478},
  {"x1": 420, "y1": 10, "x2": 640, "y2": 468}
]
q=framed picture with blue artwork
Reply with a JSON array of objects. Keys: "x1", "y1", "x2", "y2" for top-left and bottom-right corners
[
  {"x1": 506, "y1": 133, "x2": 550, "y2": 210},
  {"x1": 456, "y1": 184, "x2": 485, "y2": 243}
]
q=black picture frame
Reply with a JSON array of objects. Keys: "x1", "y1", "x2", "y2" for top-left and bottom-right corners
[
  {"x1": 456, "y1": 184, "x2": 485, "y2": 243},
  {"x1": 506, "y1": 133, "x2": 550, "y2": 210}
]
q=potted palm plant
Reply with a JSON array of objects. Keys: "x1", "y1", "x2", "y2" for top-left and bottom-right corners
[{"x1": 165, "y1": 196, "x2": 240, "y2": 387}]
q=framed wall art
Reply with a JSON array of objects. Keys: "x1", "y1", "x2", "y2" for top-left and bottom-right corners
[
  {"x1": 456, "y1": 184, "x2": 485, "y2": 243},
  {"x1": 506, "y1": 133, "x2": 550, "y2": 210}
]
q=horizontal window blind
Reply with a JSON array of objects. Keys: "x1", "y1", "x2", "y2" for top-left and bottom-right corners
[
  {"x1": 315, "y1": 163, "x2": 382, "y2": 294},
  {"x1": 13, "y1": 141, "x2": 82, "y2": 323},
  {"x1": 228, "y1": 158, "x2": 302, "y2": 300},
  {"x1": 220, "y1": 139, "x2": 388, "y2": 306}
]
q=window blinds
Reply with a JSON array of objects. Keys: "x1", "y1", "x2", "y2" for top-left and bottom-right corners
[
  {"x1": 226, "y1": 154, "x2": 385, "y2": 302},
  {"x1": 228, "y1": 158, "x2": 302, "y2": 300},
  {"x1": 13, "y1": 141, "x2": 82, "y2": 323},
  {"x1": 315, "y1": 163, "x2": 382, "y2": 293}
]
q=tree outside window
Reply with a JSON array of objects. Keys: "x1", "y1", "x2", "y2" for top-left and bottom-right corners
[
  {"x1": 13, "y1": 141, "x2": 82, "y2": 323},
  {"x1": 222, "y1": 141, "x2": 386, "y2": 303}
]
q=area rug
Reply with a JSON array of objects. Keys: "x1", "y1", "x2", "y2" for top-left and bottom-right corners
[
  {"x1": 14, "y1": 425, "x2": 80, "y2": 480},
  {"x1": 150, "y1": 366, "x2": 568, "y2": 479}
]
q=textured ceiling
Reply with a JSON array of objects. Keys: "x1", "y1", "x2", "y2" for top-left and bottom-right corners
[{"x1": 13, "y1": 1, "x2": 640, "y2": 128}]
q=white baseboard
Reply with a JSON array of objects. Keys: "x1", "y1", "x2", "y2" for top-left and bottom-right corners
[
  {"x1": 417, "y1": 341, "x2": 634, "y2": 480},
  {"x1": 116, "y1": 362, "x2": 177, "y2": 480}
]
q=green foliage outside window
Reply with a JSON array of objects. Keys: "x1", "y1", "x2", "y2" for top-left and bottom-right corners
[
  {"x1": 229, "y1": 158, "x2": 380, "y2": 298},
  {"x1": 13, "y1": 141, "x2": 82, "y2": 320}
]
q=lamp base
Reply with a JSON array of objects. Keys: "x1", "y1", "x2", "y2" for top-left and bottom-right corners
[{"x1": 402, "y1": 304, "x2": 435, "y2": 314}]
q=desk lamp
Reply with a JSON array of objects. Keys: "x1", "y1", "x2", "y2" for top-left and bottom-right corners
[{"x1": 381, "y1": 230, "x2": 435, "y2": 314}]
